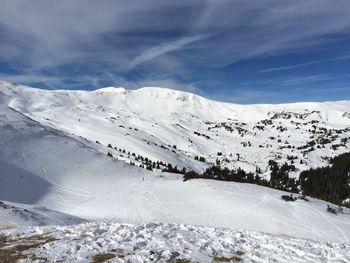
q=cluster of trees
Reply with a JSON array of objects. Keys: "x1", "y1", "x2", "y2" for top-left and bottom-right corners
[
  {"x1": 136, "y1": 159, "x2": 186, "y2": 173},
  {"x1": 299, "y1": 152, "x2": 350, "y2": 206},
  {"x1": 297, "y1": 140, "x2": 316, "y2": 150},
  {"x1": 183, "y1": 161, "x2": 297, "y2": 192},
  {"x1": 193, "y1": 131, "x2": 210, "y2": 139},
  {"x1": 138, "y1": 160, "x2": 160, "y2": 171},
  {"x1": 194, "y1": 156, "x2": 206, "y2": 162},
  {"x1": 183, "y1": 165, "x2": 268, "y2": 187},
  {"x1": 104, "y1": 142, "x2": 186, "y2": 172},
  {"x1": 240, "y1": 141, "x2": 251, "y2": 147},
  {"x1": 208, "y1": 122, "x2": 248, "y2": 136},
  {"x1": 268, "y1": 160, "x2": 298, "y2": 192},
  {"x1": 253, "y1": 125, "x2": 265, "y2": 131},
  {"x1": 162, "y1": 163, "x2": 186, "y2": 174},
  {"x1": 326, "y1": 205, "x2": 344, "y2": 215},
  {"x1": 276, "y1": 125, "x2": 287, "y2": 132},
  {"x1": 281, "y1": 194, "x2": 297, "y2": 202},
  {"x1": 271, "y1": 110, "x2": 320, "y2": 120},
  {"x1": 184, "y1": 152, "x2": 350, "y2": 207}
]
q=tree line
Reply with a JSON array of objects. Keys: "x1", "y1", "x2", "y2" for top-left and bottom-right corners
[
  {"x1": 299, "y1": 152, "x2": 350, "y2": 206},
  {"x1": 184, "y1": 152, "x2": 350, "y2": 207}
]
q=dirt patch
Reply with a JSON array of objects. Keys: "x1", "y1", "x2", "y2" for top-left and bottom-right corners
[
  {"x1": 167, "y1": 259, "x2": 193, "y2": 263},
  {"x1": 0, "y1": 233, "x2": 57, "y2": 263},
  {"x1": 213, "y1": 250, "x2": 245, "y2": 262},
  {"x1": 91, "y1": 252, "x2": 116, "y2": 263}
]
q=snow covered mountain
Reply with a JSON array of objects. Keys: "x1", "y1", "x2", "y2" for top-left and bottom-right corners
[
  {"x1": 1, "y1": 80, "x2": 350, "y2": 261},
  {"x1": 1, "y1": 99, "x2": 349, "y2": 241},
  {"x1": 1, "y1": 80, "x2": 350, "y2": 178}
]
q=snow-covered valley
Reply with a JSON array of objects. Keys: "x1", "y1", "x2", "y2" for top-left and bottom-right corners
[{"x1": 1, "y1": 80, "x2": 350, "y2": 262}]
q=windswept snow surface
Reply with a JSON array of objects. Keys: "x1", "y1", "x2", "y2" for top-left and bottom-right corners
[
  {"x1": 0, "y1": 102, "x2": 350, "y2": 243},
  {"x1": 0, "y1": 200, "x2": 85, "y2": 228},
  {"x1": 2, "y1": 221, "x2": 350, "y2": 262}
]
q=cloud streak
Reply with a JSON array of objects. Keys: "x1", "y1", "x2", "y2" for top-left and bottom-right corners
[
  {"x1": 0, "y1": 0, "x2": 350, "y2": 102},
  {"x1": 126, "y1": 35, "x2": 207, "y2": 70},
  {"x1": 260, "y1": 54, "x2": 350, "y2": 73},
  {"x1": 1, "y1": 1, "x2": 350, "y2": 71}
]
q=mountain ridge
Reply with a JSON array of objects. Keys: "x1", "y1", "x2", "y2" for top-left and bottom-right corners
[{"x1": 1, "y1": 79, "x2": 350, "y2": 107}]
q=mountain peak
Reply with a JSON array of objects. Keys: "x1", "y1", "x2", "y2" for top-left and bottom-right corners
[
  {"x1": 93, "y1": 87, "x2": 126, "y2": 93},
  {"x1": 131, "y1": 86, "x2": 208, "y2": 104}
]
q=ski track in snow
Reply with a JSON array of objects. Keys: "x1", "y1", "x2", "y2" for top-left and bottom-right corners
[{"x1": 40, "y1": 168, "x2": 103, "y2": 219}]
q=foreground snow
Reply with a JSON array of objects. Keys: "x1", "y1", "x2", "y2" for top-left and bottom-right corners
[{"x1": 1, "y1": 221, "x2": 349, "y2": 262}]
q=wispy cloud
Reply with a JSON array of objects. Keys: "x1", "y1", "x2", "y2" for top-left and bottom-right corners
[
  {"x1": 260, "y1": 54, "x2": 350, "y2": 73},
  {"x1": 1, "y1": 1, "x2": 350, "y2": 71},
  {"x1": 126, "y1": 35, "x2": 207, "y2": 70},
  {"x1": 1, "y1": 1, "x2": 350, "y2": 102},
  {"x1": 273, "y1": 75, "x2": 330, "y2": 86}
]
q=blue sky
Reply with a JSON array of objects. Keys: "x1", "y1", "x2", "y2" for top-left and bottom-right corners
[{"x1": 0, "y1": 0, "x2": 350, "y2": 103}]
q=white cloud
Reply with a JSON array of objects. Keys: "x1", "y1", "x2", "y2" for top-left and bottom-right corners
[
  {"x1": 126, "y1": 35, "x2": 207, "y2": 69},
  {"x1": 260, "y1": 54, "x2": 350, "y2": 73},
  {"x1": 1, "y1": 0, "x2": 350, "y2": 70},
  {"x1": 1, "y1": 0, "x2": 350, "y2": 95}
]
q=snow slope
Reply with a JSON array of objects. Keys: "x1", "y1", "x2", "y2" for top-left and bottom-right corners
[
  {"x1": 0, "y1": 200, "x2": 85, "y2": 228},
  {"x1": 0, "y1": 102, "x2": 350, "y2": 243},
  {"x1": 1, "y1": 80, "x2": 349, "y2": 177}
]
